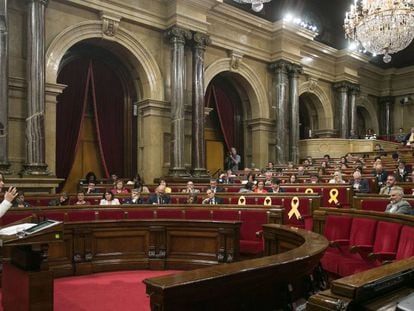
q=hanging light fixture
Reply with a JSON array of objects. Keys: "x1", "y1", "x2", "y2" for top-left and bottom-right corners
[
  {"x1": 344, "y1": 0, "x2": 414, "y2": 63},
  {"x1": 232, "y1": 0, "x2": 272, "y2": 12}
]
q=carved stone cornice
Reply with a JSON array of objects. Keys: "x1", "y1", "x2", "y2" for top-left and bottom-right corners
[
  {"x1": 192, "y1": 32, "x2": 211, "y2": 50},
  {"x1": 27, "y1": 0, "x2": 49, "y2": 5},
  {"x1": 268, "y1": 60, "x2": 291, "y2": 74},
  {"x1": 165, "y1": 26, "x2": 192, "y2": 45},
  {"x1": 100, "y1": 12, "x2": 121, "y2": 37}
]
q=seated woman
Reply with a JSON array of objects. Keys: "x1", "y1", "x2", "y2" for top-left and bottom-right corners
[
  {"x1": 48, "y1": 192, "x2": 69, "y2": 206},
  {"x1": 99, "y1": 191, "x2": 120, "y2": 206},
  {"x1": 239, "y1": 182, "x2": 254, "y2": 193},
  {"x1": 328, "y1": 172, "x2": 346, "y2": 184},
  {"x1": 159, "y1": 179, "x2": 172, "y2": 193},
  {"x1": 12, "y1": 191, "x2": 30, "y2": 208},
  {"x1": 74, "y1": 190, "x2": 90, "y2": 205},
  {"x1": 111, "y1": 180, "x2": 129, "y2": 195},
  {"x1": 288, "y1": 174, "x2": 298, "y2": 184},
  {"x1": 127, "y1": 173, "x2": 150, "y2": 193},
  {"x1": 254, "y1": 180, "x2": 268, "y2": 193}
]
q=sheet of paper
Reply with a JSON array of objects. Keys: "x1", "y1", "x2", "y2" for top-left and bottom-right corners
[{"x1": 0, "y1": 223, "x2": 36, "y2": 236}]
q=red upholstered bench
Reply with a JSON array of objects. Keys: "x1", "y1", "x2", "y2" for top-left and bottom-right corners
[
  {"x1": 67, "y1": 210, "x2": 97, "y2": 222},
  {"x1": 360, "y1": 199, "x2": 388, "y2": 212},
  {"x1": 212, "y1": 209, "x2": 240, "y2": 221},
  {"x1": 184, "y1": 209, "x2": 212, "y2": 220},
  {"x1": 155, "y1": 209, "x2": 185, "y2": 219},
  {"x1": 337, "y1": 220, "x2": 401, "y2": 276},
  {"x1": 395, "y1": 226, "x2": 414, "y2": 260},
  {"x1": 239, "y1": 210, "x2": 268, "y2": 255},
  {"x1": 0, "y1": 212, "x2": 34, "y2": 226},
  {"x1": 98, "y1": 209, "x2": 126, "y2": 220},
  {"x1": 125, "y1": 209, "x2": 156, "y2": 219},
  {"x1": 282, "y1": 197, "x2": 313, "y2": 229}
]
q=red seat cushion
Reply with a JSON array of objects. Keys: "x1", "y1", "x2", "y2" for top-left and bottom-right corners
[
  {"x1": 185, "y1": 209, "x2": 212, "y2": 220},
  {"x1": 396, "y1": 226, "x2": 414, "y2": 260},
  {"x1": 1, "y1": 213, "x2": 33, "y2": 226},
  {"x1": 67, "y1": 210, "x2": 97, "y2": 222},
  {"x1": 240, "y1": 240, "x2": 263, "y2": 254},
  {"x1": 126, "y1": 209, "x2": 155, "y2": 219},
  {"x1": 212, "y1": 210, "x2": 240, "y2": 221},
  {"x1": 98, "y1": 209, "x2": 125, "y2": 220},
  {"x1": 156, "y1": 209, "x2": 184, "y2": 219}
]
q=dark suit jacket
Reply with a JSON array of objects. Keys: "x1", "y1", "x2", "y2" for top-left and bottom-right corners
[
  {"x1": 147, "y1": 193, "x2": 170, "y2": 204},
  {"x1": 373, "y1": 170, "x2": 388, "y2": 188},
  {"x1": 350, "y1": 179, "x2": 370, "y2": 193},
  {"x1": 123, "y1": 198, "x2": 144, "y2": 204},
  {"x1": 209, "y1": 186, "x2": 225, "y2": 193},
  {"x1": 269, "y1": 187, "x2": 285, "y2": 193},
  {"x1": 204, "y1": 197, "x2": 223, "y2": 205}
]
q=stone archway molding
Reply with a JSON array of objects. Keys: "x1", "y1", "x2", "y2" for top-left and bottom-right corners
[
  {"x1": 45, "y1": 20, "x2": 164, "y2": 101},
  {"x1": 205, "y1": 58, "x2": 269, "y2": 119},
  {"x1": 357, "y1": 96, "x2": 380, "y2": 134},
  {"x1": 299, "y1": 80, "x2": 334, "y2": 129}
]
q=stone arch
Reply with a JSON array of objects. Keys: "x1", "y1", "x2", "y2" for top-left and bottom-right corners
[
  {"x1": 205, "y1": 59, "x2": 269, "y2": 119},
  {"x1": 299, "y1": 81, "x2": 334, "y2": 129},
  {"x1": 356, "y1": 96, "x2": 380, "y2": 134},
  {"x1": 46, "y1": 20, "x2": 164, "y2": 101}
]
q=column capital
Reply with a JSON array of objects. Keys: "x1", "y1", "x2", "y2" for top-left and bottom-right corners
[
  {"x1": 287, "y1": 63, "x2": 303, "y2": 77},
  {"x1": 192, "y1": 32, "x2": 211, "y2": 49},
  {"x1": 268, "y1": 60, "x2": 291, "y2": 74},
  {"x1": 165, "y1": 26, "x2": 192, "y2": 45},
  {"x1": 378, "y1": 96, "x2": 394, "y2": 104},
  {"x1": 27, "y1": 0, "x2": 49, "y2": 6},
  {"x1": 333, "y1": 81, "x2": 354, "y2": 91}
]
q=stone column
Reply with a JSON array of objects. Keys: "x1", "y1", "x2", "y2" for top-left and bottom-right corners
[
  {"x1": 165, "y1": 26, "x2": 191, "y2": 177},
  {"x1": 22, "y1": 0, "x2": 49, "y2": 175},
  {"x1": 288, "y1": 63, "x2": 303, "y2": 164},
  {"x1": 349, "y1": 84, "x2": 360, "y2": 137},
  {"x1": 333, "y1": 82, "x2": 350, "y2": 139},
  {"x1": 379, "y1": 96, "x2": 394, "y2": 138},
  {"x1": 191, "y1": 32, "x2": 210, "y2": 177},
  {"x1": 0, "y1": 0, "x2": 10, "y2": 174},
  {"x1": 269, "y1": 60, "x2": 290, "y2": 164}
]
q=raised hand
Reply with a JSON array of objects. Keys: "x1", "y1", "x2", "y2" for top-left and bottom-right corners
[{"x1": 4, "y1": 186, "x2": 18, "y2": 203}]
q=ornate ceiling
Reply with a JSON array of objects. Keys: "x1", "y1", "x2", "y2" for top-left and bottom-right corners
[{"x1": 224, "y1": 0, "x2": 414, "y2": 68}]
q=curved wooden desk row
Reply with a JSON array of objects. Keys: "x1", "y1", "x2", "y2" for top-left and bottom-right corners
[
  {"x1": 2, "y1": 219, "x2": 242, "y2": 278},
  {"x1": 144, "y1": 224, "x2": 328, "y2": 311}
]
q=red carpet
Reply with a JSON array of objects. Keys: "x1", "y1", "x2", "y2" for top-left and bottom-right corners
[
  {"x1": 0, "y1": 270, "x2": 177, "y2": 310},
  {"x1": 53, "y1": 270, "x2": 178, "y2": 311}
]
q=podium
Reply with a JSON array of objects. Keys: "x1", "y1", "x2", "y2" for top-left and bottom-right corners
[{"x1": 0, "y1": 217, "x2": 63, "y2": 311}]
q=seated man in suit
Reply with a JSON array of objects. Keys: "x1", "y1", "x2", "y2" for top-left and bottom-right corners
[
  {"x1": 147, "y1": 185, "x2": 170, "y2": 204},
  {"x1": 123, "y1": 188, "x2": 144, "y2": 204},
  {"x1": 208, "y1": 179, "x2": 224, "y2": 193},
  {"x1": 379, "y1": 174, "x2": 400, "y2": 195},
  {"x1": 385, "y1": 188, "x2": 413, "y2": 215},
  {"x1": 350, "y1": 170, "x2": 370, "y2": 193},
  {"x1": 202, "y1": 189, "x2": 223, "y2": 205},
  {"x1": 269, "y1": 178, "x2": 285, "y2": 193}
]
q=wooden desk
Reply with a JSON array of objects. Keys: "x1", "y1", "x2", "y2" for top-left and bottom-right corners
[
  {"x1": 144, "y1": 224, "x2": 328, "y2": 310},
  {"x1": 307, "y1": 257, "x2": 414, "y2": 310}
]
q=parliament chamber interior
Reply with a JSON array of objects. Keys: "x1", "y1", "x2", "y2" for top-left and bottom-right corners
[{"x1": 2, "y1": 0, "x2": 414, "y2": 310}]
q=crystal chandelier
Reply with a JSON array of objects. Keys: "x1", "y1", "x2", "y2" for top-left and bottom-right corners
[
  {"x1": 344, "y1": 0, "x2": 414, "y2": 63},
  {"x1": 232, "y1": 0, "x2": 272, "y2": 12}
]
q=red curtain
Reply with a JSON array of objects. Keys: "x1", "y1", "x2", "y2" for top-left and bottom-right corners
[
  {"x1": 56, "y1": 58, "x2": 89, "y2": 179},
  {"x1": 211, "y1": 85, "x2": 235, "y2": 151},
  {"x1": 90, "y1": 60, "x2": 125, "y2": 178},
  {"x1": 56, "y1": 58, "x2": 125, "y2": 180}
]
